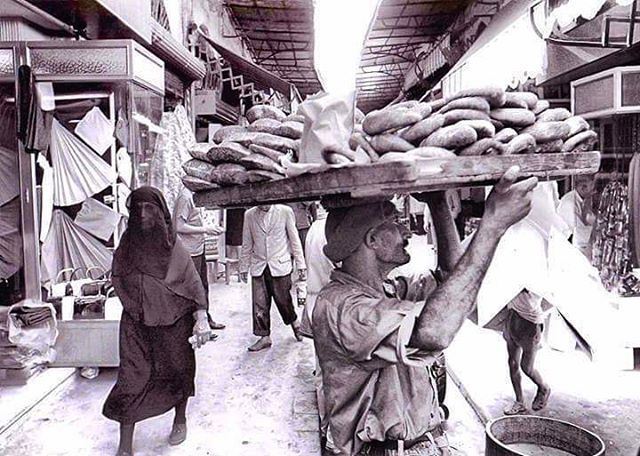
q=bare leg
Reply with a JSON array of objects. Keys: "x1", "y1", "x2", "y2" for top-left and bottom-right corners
[
  {"x1": 117, "y1": 424, "x2": 134, "y2": 455},
  {"x1": 521, "y1": 343, "x2": 550, "y2": 410},
  {"x1": 169, "y1": 400, "x2": 189, "y2": 446},
  {"x1": 507, "y1": 339, "x2": 524, "y2": 404},
  {"x1": 174, "y1": 399, "x2": 188, "y2": 425}
]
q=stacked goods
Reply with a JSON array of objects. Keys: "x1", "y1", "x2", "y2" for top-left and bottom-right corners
[
  {"x1": 182, "y1": 104, "x2": 300, "y2": 191},
  {"x1": 347, "y1": 87, "x2": 598, "y2": 164},
  {"x1": 592, "y1": 181, "x2": 631, "y2": 291}
]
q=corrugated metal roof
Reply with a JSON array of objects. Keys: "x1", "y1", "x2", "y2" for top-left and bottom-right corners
[
  {"x1": 200, "y1": 31, "x2": 294, "y2": 95},
  {"x1": 357, "y1": 0, "x2": 473, "y2": 112},
  {"x1": 224, "y1": 0, "x2": 322, "y2": 96}
]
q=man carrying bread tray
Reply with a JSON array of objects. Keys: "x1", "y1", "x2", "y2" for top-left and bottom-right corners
[{"x1": 312, "y1": 166, "x2": 538, "y2": 456}]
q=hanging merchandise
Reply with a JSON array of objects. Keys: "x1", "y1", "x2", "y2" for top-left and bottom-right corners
[
  {"x1": 40, "y1": 210, "x2": 113, "y2": 285},
  {"x1": 591, "y1": 181, "x2": 631, "y2": 292},
  {"x1": 115, "y1": 108, "x2": 129, "y2": 146},
  {"x1": 0, "y1": 197, "x2": 23, "y2": 280},
  {"x1": 149, "y1": 105, "x2": 195, "y2": 211},
  {"x1": 74, "y1": 198, "x2": 121, "y2": 242},
  {"x1": 49, "y1": 118, "x2": 117, "y2": 207},
  {"x1": 37, "y1": 154, "x2": 54, "y2": 242},
  {"x1": 116, "y1": 183, "x2": 131, "y2": 216},
  {"x1": 74, "y1": 106, "x2": 115, "y2": 156},
  {"x1": 23, "y1": 82, "x2": 55, "y2": 154},
  {"x1": 0, "y1": 146, "x2": 19, "y2": 206},
  {"x1": 116, "y1": 147, "x2": 133, "y2": 187}
]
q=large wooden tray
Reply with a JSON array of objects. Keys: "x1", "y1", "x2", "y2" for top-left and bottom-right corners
[{"x1": 193, "y1": 152, "x2": 601, "y2": 209}]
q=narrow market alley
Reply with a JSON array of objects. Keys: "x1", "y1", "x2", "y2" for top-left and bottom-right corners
[{"x1": 0, "y1": 238, "x2": 488, "y2": 456}]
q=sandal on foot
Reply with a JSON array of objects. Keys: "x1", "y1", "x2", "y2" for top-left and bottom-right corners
[
  {"x1": 248, "y1": 337, "x2": 272, "y2": 352},
  {"x1": 532, "y1": 386, "x2": 551, "y2": 411},
  {"x1": 504, "y1": 402, "x2": 527, "y2": 415},
  {"x1": 168, "y1": 423, "x2": 187, "y2": 446}
]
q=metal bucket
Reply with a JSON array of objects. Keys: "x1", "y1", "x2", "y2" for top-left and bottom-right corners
[{"x1": 485, "y1": 415, "x2": 605, "y2": 456}]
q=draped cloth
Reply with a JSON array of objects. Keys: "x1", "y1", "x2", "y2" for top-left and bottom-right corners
[
  {"x1": 104, "y1": 187, "x2": 206, "y2": 424},
  {"x1": 148, "y1": 105, "x2": 195, "y2": 212},
  {"x1": 40, "y1": 210, "x2": 113, "y2": 285},
  {"x1": 0, "y1": 198, "x2": 23, "y2": 280},
  {"x1": 49, "y1": 118, "x2": 117, "y2": 207}
]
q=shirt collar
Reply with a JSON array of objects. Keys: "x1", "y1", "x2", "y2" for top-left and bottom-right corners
[{"x1": 329, "y1": 269, "x2": 397, "y2": 299}]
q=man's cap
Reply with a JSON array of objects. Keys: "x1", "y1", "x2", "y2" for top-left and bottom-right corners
[{"x1": 323, "y1": 200, "x2": 400, "y2": 263}]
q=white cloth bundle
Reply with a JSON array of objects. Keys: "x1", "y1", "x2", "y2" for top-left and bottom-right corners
[
  {"x1": 49, "y1": 119, "x2": 117, "y2": 207},
  {"x1": 40, "y1": 210, "x2": 113, "y2": 285},
  {"x1": 74, "y1": 198, "x2": 121, "y2": 242},
  {"x1": 74, "y1": 106, "x2": 115, "y2": 155}
]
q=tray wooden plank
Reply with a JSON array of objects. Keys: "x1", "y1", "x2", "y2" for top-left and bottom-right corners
[
  {"x1": 193, "y1": 152, "x2": 600, "y2": 209},
  {"x1": 194, "y1": 160, "x2": 417, "y2": 208}
]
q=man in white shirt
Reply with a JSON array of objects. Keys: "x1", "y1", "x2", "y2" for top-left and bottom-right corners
[
  {"x1": 173, "y1": 186, "x2": 225, "y2": 329},
  {"x1": 558, "y1": 174, "x2": 596, "y2": 258},
  {"x1": 240, "y1": 204, "x2": 307, "y2": 352}
]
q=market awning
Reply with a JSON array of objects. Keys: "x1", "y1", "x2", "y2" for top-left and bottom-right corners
[
  {"x1": 357, "y1": 0, "x2": 474, "y2": 112},
  {"x1": 440, "y1": 0, "x2": 545, "y2": 97},
  {"x1": 222, "y1": 0, "x2": 321, "y2": 96},
  {"x1": 199, "y1": 32, "x2": 294, "y2": 96}
]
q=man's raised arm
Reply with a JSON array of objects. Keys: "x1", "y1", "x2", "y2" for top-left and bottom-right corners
[{"x1": 409, "y1": 167, "x2": 538, "y2": 352}]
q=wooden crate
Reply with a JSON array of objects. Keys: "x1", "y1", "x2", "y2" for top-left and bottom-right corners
[
  {"x1": 193, "y1": 152, "x2": 601, "y2": 209},
  {"x1": 51, "y1": 320, "x2": 119, "y2": 368}
]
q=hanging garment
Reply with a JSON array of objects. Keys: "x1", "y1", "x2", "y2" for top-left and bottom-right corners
[
  {"x1": 49, "y1": 118, "x2": 117, "y2": 207},
  {"x1": 0, "y1": 197, "x2": 23, "y2": 280},
  {"x1": 115, "y1": 108, "x2": 129, "y2": 146},
  {"x1": 40, "y1": 210, "x2": 113, "y2": 285},
  {"x1": 148, "y1": 105, "x2": 195, "y2": 212},
  {"x1": 116, "y1": 183, "x2": 131, "y2": 216},
  {"x1": 74, "y1": 197, "x2": 121, "y2": 242},
  {"x1": 37, "y1": 154, "x2": 54, "y2": 242},
  {"x1": 74, "y1": 106, "x2": 115, "y2": 156},
  {"x1": 0, "y1": 146, "x2": 19, "y2": 207},
  {"x1": 24, "y1": 82, "x2": 54, "y2": 154},
  {"x1": 116, "y1": 147, "x2": 133, "y2": 187}
]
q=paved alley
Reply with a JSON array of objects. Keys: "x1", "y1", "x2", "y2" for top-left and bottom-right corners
[
  {"x1": 0, "y1": 281, "x2": 320, "y2": 456},
  {"x1": 0, "y1": 236, "x2": 487, "y2": 456}
]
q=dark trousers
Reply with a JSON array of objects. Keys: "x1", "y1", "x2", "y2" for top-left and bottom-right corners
[
  {"x1": 252, "y1": 266, "x2": 297, "y2": 336},
  {"x1": 192, "y1": 253, "x2": 217, "y2": 326}
]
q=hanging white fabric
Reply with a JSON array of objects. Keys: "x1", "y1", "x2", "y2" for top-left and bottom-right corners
[
  {"x1": 116, "y1": 147, "x2": 133, "y2": 187},
  {"x1": 0, "y1": 197, "x2": 23, "y2": 280},
  {"x1": 0, "y1": 146, "x2": 19, "y2": 207},
  {"x1": 74, "y1": 197, "x2": 121, "y2": 242},
  {"x1": 74, "y1": 106, "x2": 115, "y2": 156},
  {"x1": 116, "y1": 183, "x2": 131, "y2": 216},
  {"x1": 37, "y1": 154, "x2": 54, "y2": 243},
  {"x1": 40, "y1": 210, "x2": 113, "y2": 285},
  {"x1": 49, "y1": 118, "x2": 117, "y2": 207},
  {"x1": 148, "y1": 105, "x2": 195, "y2": 212}
]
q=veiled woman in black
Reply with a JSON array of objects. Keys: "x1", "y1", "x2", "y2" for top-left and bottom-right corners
[{"x1": 103, "y1": 187, "x2": 211, "y2": 456}]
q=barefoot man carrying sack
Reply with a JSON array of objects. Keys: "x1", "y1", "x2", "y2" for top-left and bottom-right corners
[{"x1": 312, "y1": 167, "x2": 538, "y2": 456}]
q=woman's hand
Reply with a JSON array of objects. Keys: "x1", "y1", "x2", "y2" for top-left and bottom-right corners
[{"x1": 191, "y1": 311, "x2": 211, "y2": 349}]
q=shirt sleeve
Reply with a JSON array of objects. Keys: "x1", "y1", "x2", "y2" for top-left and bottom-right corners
[
  {"x1": 240, "y1": 211, "x2": 253, "y2": 274},
  {"x1": 285, "y1": 207, "x2": 307, "y2": 270},
  {"x1": 336, "y1": 294, "x2": 438, "y2": 369}
]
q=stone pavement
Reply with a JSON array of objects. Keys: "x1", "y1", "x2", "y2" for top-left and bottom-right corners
[
  {"x1": 0, "y1": 280, "x2": 321, "y2": 456},
  {"x1": 446, "y1": 321, "x2": 640, "y2": 456},
  {"x1": 0, "y1": 235, "x2": 491, "y2": 456}
]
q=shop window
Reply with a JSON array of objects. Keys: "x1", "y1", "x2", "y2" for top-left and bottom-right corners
[
  {"x1": 131, "y1": 83, "x2": 163, "y2": 186},
  {"x1": 621, "y1": 72, "x2": 640, "y2": 107},
  {"x1": 574, "y1": 75, "x2": 614, "y2": 115}
]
